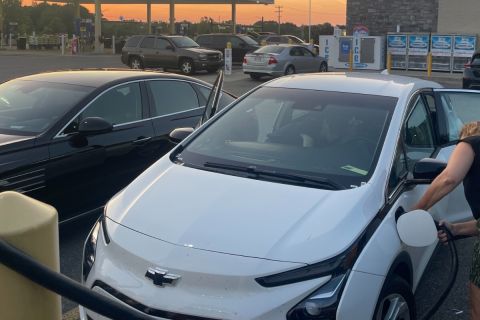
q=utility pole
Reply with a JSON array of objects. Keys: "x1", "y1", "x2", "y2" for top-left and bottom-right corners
[
  {"x1": 275, "y1": 5, "x2": 283, "y2": 34},
  {"x1": 308, "y1": 0, "x2": 311, "y2": 43},
  {"x1": 261, "y1": 16, "x2": 264, "y2": 32}
]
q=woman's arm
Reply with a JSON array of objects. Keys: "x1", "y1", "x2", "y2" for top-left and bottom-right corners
[{"x1": 414, "y1": 142, "x2": 475, "y2": 211}]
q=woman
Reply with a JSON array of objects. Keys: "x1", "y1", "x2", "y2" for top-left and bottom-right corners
[{"x1": 414, "y1": 121, "x2": 480, "y2": 319}]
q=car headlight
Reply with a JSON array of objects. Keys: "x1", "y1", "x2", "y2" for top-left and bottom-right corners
[
  {"x1": 286, "y1": 272, "x2": 349, "y2": 320},
  {"x1": 199, "y1": 54, "x2": 207, "y2": 61},
  {"x1": 82, "y1": 209, "x2": 110, "y2": 282}
]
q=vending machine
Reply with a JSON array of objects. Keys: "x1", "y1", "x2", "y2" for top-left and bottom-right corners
[
  {"x1": 387, "y1": 34, "x2": 407, "y2": 69},
  {"x1": 407, "y1": 34, "x2": 430, "y2": 70},
  {"x1": 431, "y1": 35, "x2": 453, "y2": 72},
  {"x1": 453, "y1": 35, "x2": 476, "y2": 72}
]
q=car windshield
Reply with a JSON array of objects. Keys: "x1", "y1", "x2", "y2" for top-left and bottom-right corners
[
  {"x1": 171, "y1": 36, "x2": 200, "y2": 48},
  {"x1": 239, "y1": 35, "x2": 258, "y2": 45},
  {"x1": 0, "y1": 80, "x2": 93, "y2": 134},
  {"x1": 288, "y1": 35, "x2": 304, "y2": 43},
  {"x1": 255, "y1": 46, "x2": 285, "y2": 54},
  {"x1": 176, "y1": 87, "x2": 397, "y2": 189}
]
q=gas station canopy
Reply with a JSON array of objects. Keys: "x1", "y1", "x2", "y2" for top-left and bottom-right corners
[{"x1": 48, "y1": 0, "x2": 273, "y2": 4}]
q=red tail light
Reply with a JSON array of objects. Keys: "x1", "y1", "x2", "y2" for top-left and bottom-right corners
[
  {"x1": 465, "y1": 63, "x2": 472, "y2": 69},
  {"x1": 268, "y1": 56, "x2": 278, "y2": 65},
  {"x1": 243, "y1": 57, "x2": 247, "y2": 64}
]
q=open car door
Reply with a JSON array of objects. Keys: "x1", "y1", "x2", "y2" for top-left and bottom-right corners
[{"x1": 199, "y1": 70, "x2": 224, "y2": 126}]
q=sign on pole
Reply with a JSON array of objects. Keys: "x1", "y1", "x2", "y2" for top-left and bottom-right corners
[
  {"x1": 224, "y1": 43, "x2": 232, "y2": 75},
  {"x1": 353, "y1": 35, "x2": 361, "y2": 68}
]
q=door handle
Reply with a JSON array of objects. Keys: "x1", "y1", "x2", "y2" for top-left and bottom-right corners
[{"x1": 133, "y1": 137, "x2": 152, "y2": 145}]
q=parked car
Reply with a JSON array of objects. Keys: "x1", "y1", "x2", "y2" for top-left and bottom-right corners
[
  {"x1": 463, "y1": 52, "x2": 480, "y2": 89},
  {"x1": 195, "y1": 33, "x2": 260, "y2": 63},
  {"x1": 81, "y1": 73, "x2": 480, "y2": 319},
  {"x1": 0, "y1": 70, "x2": 235, "y2": 221},
  {"x1": 121, "y1": 35, "x2": 223, "y2": 75},
  {"x1": 243, "y1": 44, "x2": 327, "y2": 79},
  {"x1": 260, "y1": 34, "x2": 305, "y2": 45}
]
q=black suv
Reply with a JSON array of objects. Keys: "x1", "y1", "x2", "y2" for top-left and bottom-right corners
[
  {"x1": 463, "y1": 52, "x2": 480, "y2": 89},
  {"x1": 121, "y1": 35, "x2": 223, "y2": 75},
  {"x1": 195, "y1": 34, "x2": 259, "y2": 63}
]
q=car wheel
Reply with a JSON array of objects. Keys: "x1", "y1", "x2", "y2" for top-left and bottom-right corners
[
  {"x1": 250, "y1": 73, "x2": 261, "y2": 80},
  {"x1": 319, "y1": 62, "x2": 328, "y2": 72},
  {"x1": 373, "y1": 276, "x2": 415, "y2": 320},
  {"x1": 285, "y1": 65, "x2": 296, "y2": 75},
  {"x1": 180, "y1": 59, "x2": 195, "y2": 75},
  {"x1": 129, "y1": 57, "x2": 143, "y2": 69}
]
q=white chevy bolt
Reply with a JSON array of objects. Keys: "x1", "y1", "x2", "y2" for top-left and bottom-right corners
[{"x1": 80, "y1": 73, "x2": 480, "y2": 320}]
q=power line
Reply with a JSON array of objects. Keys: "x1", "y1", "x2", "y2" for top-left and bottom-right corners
[{"x1": 275, "y1": 5, "x2": 283, "y2": 34}]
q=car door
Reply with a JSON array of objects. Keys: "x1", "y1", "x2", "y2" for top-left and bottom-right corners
[
  {"x1": 155, "y1": 37, "x2": 177, "y2": 68},
  {"x1": 299, "y1": 47, "x2": 320, "y2": 72},
  {"x1": 288, "y1": 47, "x2": 304, "y2": 72},
  {"x1": 46, "y1": 81, "x2": 156, "y2": 220},
  {"x1": 138, "y1": 36, "x2": 157, "y2": 67},
  {"x1": 230, "y1": 36, "x2": 247, "y2": 63},
  {"x1": 431, "y1": 89, "x2": 480, "y2": 222},
  {"x1": 146, "y1": 79, "x2": 204, "y2": 155}
]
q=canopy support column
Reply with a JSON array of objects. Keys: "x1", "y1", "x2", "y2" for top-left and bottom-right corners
[
  {"x1": 147, "y1": 0, "x2": 151, "y2": 34},
  {"x1": 94, "y1": 0, "x2": 102, "y2": 53},
  {"x1": 231, "y1": 0, "x2": 236, "y2": 34},
  {"x1": 169, "y1": 0, "x2": 175, "y2": 35}
]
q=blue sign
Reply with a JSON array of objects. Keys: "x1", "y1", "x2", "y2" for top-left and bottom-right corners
[
  {"x1": 454, "y1": 35, "x2": 476, "y2": 57},
  {"x1": 408, "y1": 35, "x2": 429, "y2": 56},
  {"x1": 431, "y1": 35, "x2": 452, "y2": 56},
  {"x1": 340, "y1": 39, "x2": 351, "y2": 55},
  {"x1": 387, "y1": 35, "x2": 407, "y2": 55}
]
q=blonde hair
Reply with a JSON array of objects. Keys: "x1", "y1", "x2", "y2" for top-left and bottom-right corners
[{"x1": 460, "y1": 121, "x2": 480, "y2": 140}]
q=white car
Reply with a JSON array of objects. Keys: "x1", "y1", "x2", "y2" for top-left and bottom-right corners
[{"x1": 80, "y1": 73, "x2": 480, "y2": 320}]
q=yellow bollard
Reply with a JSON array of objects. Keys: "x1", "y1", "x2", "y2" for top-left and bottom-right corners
[
  {"x1": 0, "y1": 191, "x2": 61, "y2": 320},
  {"x1": 349, "y1": 48, "x2": 353, "y2": 72},
  {"x1": 227, "y1": 41, "x2": 232, "y2": 49},
  {"x1": 261, "y1": 40, "x2": 266, "y2": 46},
  {"x1": 387, "y1": 52, "x2": 392, "y2": 72},
  {"x1": 427, "y1": 52, "x2": 432, "y2": 78}
]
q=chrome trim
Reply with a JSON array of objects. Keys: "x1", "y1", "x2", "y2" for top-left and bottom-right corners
[
  {"x1": 433, "y1": 88, "x2": 480, "y2": 93},
  {"x1": 148, "y1": 106, "x2": 204, "y2": 121},
  {"x1": 54, "y1": 78, "x2": 211, "y2": 139}
]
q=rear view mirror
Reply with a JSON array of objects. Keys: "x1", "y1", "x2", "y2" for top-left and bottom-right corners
[
  {"x1": 169, "y1": 127, "x2": 194, "y2": 144},
  {"x1": 397, "y1": 210, "x2": 438, "y2": 247},
  {"x1": 413, "y1": 158, "x2": 447, "y2": 181},
  {"x1": 78, "y1": 117, "x2": 113, "y2": 135}
]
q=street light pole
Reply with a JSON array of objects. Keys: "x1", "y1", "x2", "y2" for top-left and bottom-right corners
[{"x1": 308, "y1": 0, "x2": 311, "y2": 43}]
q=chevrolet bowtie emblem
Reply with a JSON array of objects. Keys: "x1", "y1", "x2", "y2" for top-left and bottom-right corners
[{"x1": 145, "y1": 267, "x2": 181, "y2": 286}]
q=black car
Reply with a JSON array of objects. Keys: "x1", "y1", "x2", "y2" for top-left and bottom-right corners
[
  {"x1": 0, "y1": 70, "x2": 236, "y2": 221},
  {"x1": 121, "y1": 35, "x2": 224, "y2": 75},
  {"x1": 195, "y1": 34, "x2": 260, "y2": 63},
  {"x1": 463, "y1": 52, "x2": 480, "y2": 89}
]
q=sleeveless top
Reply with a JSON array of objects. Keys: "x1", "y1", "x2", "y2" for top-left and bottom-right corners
[{"x1": 459, "y1": 135, "x2": 480, "y2": 219}]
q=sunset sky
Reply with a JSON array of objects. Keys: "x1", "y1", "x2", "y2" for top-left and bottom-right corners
[{"x1": 30, "y1": 0, "x2": 347, "y2": 26}]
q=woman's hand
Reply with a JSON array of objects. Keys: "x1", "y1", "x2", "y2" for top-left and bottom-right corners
[{"x1": 437, "y1": 220, "x2": 457, "y2": 245}]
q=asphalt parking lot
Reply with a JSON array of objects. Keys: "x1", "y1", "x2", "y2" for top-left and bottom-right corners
[{"x1": 0, "y1": 50, "x2": 472, "y2": 320}]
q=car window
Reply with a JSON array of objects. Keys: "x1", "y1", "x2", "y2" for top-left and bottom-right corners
[
  {"x1": 230, "y1": 37, "x2": 244, "y2": 48},
  {"x1": 179, "y1": 87, "x2": 396, "y2": 189},
  {"x1": 148, "y1": 80, "x2": 200, "y2": 117},
  {"x1": 64, "y1": 82, "x2": 143, "y2": 134},
  {"x1": 268, "y1": 36, "x2": 281, "y2": 43},
  {"x1": 471, "y1": 54, "x2": 480, "y2": 65},
  {"x1": 0, "y1": 80, "x2": 93, "y2": 134},
  {"x1": 156, "y1": 38, "x2": 171, "y2": 49},
  {"x1": 238, "y1": 35, "x2": 258, "y2": 45},
  {"x1": 255, "y1": 46, "x2": 285, "y2": 54},
  {"x1": 290, "y1": 47, "x2": 302, "y2": 56},
  {"x1": 196, "y1": 36, "x2": 212, "y2": 46},
  {"x1": 212, "y1": 36, "x2": 227, "y2": 47},
  {"x1": 140, "y1": 37, "x2": 155, "y2": 49},
  {"x1": 300, "y1": 47, "x2": 314, "y2": 57},
  {"x1": 437, "y1": 92, "x2": 480, "y2": 141},
  {"x1": 196, "y1": 85, "x2": 235, "y2": 110},
  {"x1": 388, "y1": 142, "x2": 408, "y2": 194},
  {"x1": 125, "y1": 36, "x2": 142, "y2": 48},
  {"x1": 404, "y1": 96, "x2": 435, "y2": 170}
]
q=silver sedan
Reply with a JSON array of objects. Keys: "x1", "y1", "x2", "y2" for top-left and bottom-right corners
[{"x1": 243, "y1": 44, "x2": 328, "y2": 80}]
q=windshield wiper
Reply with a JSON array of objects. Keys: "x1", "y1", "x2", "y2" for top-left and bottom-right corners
[{"x1": 204, "y1": 162, "x2": 344, "y2": 190}]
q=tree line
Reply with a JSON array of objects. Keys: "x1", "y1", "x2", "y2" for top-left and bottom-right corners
[{"x1": 0, "y1": 0, "x2": 342, "y2": 43}]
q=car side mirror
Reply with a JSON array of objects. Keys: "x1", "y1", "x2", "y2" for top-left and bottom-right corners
[
  {"x1": 397, "y1": 210, "x2": 438, "y2": 247},
  {"x1": 169, "y1": 127, "x2": 194, "y2": 144},
  {"x1": 413, "y1": 158, "x2": 447, "y2": 181},
  {"x1": 78, "y1": 117, "x2": 113, "y2": 135}
]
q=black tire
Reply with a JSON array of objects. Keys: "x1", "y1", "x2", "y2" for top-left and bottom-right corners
[
  {"x1": 319, "y1": 62, "x2": 328, "y2": 72},
  {"x1": 285, "y1": 65, "x2": 296, "y2": 75},
  {"x1": 250, "y1": 73, "x2": 262, "y2": 80},
  {"x1": 129, "y1": 56, "x2": 143, "y2": 69},
  {"x1": 373, "y1": 276, "x2": 415, "y2": 320},
  {"x1": 179, "y1": 58, "x2": 195, "y2": 75}
]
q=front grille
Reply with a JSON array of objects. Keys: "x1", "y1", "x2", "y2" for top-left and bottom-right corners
[
  {"x1": 92, "y1": 280, "x2": 220, "y2": 320},
  {"x1": 207, "y1": 54, "x2": 221, "y2": 62}
]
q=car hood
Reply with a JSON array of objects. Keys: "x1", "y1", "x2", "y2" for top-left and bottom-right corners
[
  {"x1": 0, "y1": 133, "x2": 35, "y2": 150},
  {"x1": 187, "y1": 47, "x2": 221, "y2": 54},
  {"x1": 107, "y1": 160, "x2": 379, "y2": 264}
]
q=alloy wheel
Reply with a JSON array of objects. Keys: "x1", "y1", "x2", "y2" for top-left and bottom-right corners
[
  {"x1": 375, "y1": 293, "x2": 411, "y2": 320},
  {"x1": 181, "y1": 60, "x2": 193, "y2": 74}
]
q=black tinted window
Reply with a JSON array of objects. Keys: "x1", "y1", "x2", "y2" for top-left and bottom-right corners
[
  {"x1": 148, "y1": 81, "x2": 199, "y2": 116},
  {"x1": 65, "y1": 83, "x2": 143, "y2": 133},
  {"x1": 140, "y1": 37, "x2": 155, "y2": 49},
  {"x1": 125, "y1": 36, "x2": 142, "y2": 47},
  {"x1": 156, "y1": 38, "x2": 170, "y2": 49},
  {"x1": 196, "y1": 35, "x2": 212, "y2": 45},
  {"x1": 196, "y1": 85, "x2": 235, "y2": 110},
  {"x1": 212, "y1": 36, "x2": 227, "y2": 47}
]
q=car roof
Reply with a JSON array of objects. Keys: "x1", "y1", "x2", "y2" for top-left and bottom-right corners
[
  {"x1": 12, "y1": 70, "x2": 207, "y2": 88},
  {"x1": 264, "y1": 72, "x2": 443, "y2": 98}
]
